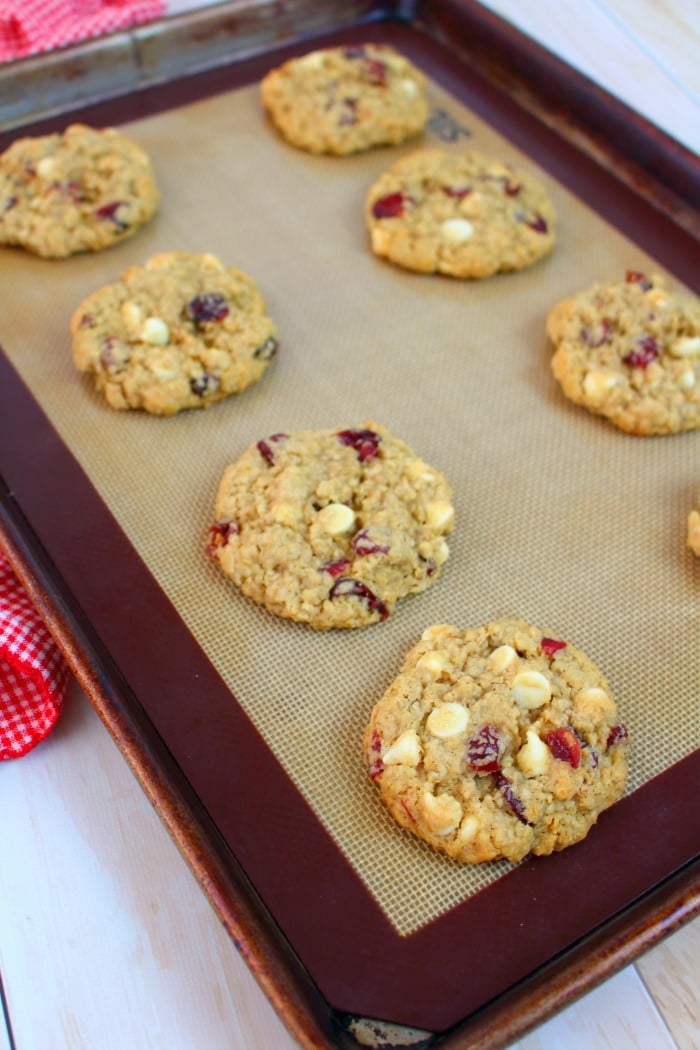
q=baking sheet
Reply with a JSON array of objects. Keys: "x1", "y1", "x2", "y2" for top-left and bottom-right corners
[{"x1": 0, "y1": 20, "x2": 697, "y2": 1036}]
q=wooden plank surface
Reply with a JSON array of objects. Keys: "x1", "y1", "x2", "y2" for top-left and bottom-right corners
[{"x1": 1, "y1": 1, "x2": 698, "y2": 1047}]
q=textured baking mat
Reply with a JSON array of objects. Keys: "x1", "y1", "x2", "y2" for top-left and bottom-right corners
[{"x1": 1, "y1": 75, "x2": 697, "y2": 937}]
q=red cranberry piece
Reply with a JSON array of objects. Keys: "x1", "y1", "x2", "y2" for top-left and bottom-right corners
[
  {"x1": 581, "y1": 319, "x2": 612, "y2": 347},
  {"x1": 4, "y1": 196, "x2": 18, "y2": 212},
  {"x1": 466, "y1": 725, "x2": 506, "y2": 773},
  {"x1": 257, "y1": 432, "x2": 288, "y2": 467},
  {"x1": 495, "y1": 773, "x2": 529, "y2": 824},
  {"x1": 623, "y1": 335, "x2": 658, "y2": 369},
  {"x1": 190, "y1": 373, "x2": 220, "y2": 397},
  {"x1": 400, "y1": 799, "x2": 416, "y2": 822},
  {"x1": 324, "y1": 557, "x2": 351, "y2": 577},
  {"x1": 524, "y1": 214, "x2": 548, "y2": 233},
  {"x1": 186, "y1": 293, "x2": 229, "y2": 325},
  {"x1": 420, "y1": 556, "x2": 437, "y2": 576},
  {"x1": 95, "y1": 201, "x2": 128, "y2": 229},
  {"x1": 206, "y1": 519, "x2": 239, "y2": 558},
  {"x1": 369, "y1": 756, "x2": 384, "y2": 780},
  {"x1": 482, "y1": 174, "x2": 521, "y2": 196},
  {"x1": 78, "y1": 313, "x2": 95, "y2": 329},
  {"x1": 541, "y1": 637, "x2": 567, "y2": 657},
  {"x1": 253, "y1": 336, "x2": 278, "y2": 360},
  {"x1": 442, "y1": 185, "x2": 472, "y2": 199},
  {"x1": 607, "y1": 724, "x2": 629, "y2": 749},
  {"x1": 99, "y1": 336, "x2": 128, "y2": 371},
  {"x1": 337, "y1": 428, "x2": 381, "y2": 462},
  {"x1": 352, "y1": 529, "x2": 390, "y2": 556},
  {"x1": 546, "y1": 727, "x2": 582, "y2": 768},
  {"x1": 371, "y1": 192, "x2": 412, "y2": 219},
  {"x1": 328, "y1": 577, "x2": 389, "y2": 620},
  {"x1": 368, "y1": 730, "x2": 384, "y2": 778},
  {"x1": 363, "y1": 58, "x2": 388, "y2": 85},
  {"x1": 626, "y1": 270, "x2": 652, "y2": 291}
]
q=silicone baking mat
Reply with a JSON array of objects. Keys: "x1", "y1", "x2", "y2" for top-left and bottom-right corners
[{"x1": 1, "y1": 69, "x2": 697, "y2": 945}]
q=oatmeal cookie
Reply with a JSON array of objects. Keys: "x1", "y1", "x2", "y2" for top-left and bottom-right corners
[
  {"x1": 548, "y1": 270, "x2": 699, "y2": 435},
  {"x1": 0, "y1": 123, "x2": 159, "y2": 258},
  {"x1": 365, "y1": 148, "x2": 557, "y2": 277},
  {"x1": 365, "y1": 618, "x2": 629, "y2": 863},
  {"x1": 71, "y1": 251, "x2": 278, "y2": 415},
  {"x1": 208, "y1": 423, "x2": 454, "y2": 628},
  {"x1": 261, "y1": 44, "x2": 428, "y2": 155}
]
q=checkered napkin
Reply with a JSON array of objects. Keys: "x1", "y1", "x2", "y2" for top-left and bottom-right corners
[
  {"x1": 0, "y1": 0, "x2": 166, "y2": 63},
  {"x1": 0, "y1": 549, "x2": 71, "y2": 759}
]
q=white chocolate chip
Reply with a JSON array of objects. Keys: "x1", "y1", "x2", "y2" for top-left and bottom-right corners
[
  {"x1": 421, "y1": 624, "x2": 454, "y2": 642},
  {"x1": 36, "y1": 156, "x2": 57, "y2": 178},
  {"x1": 146, "y1": 351, "x2": 178, "y2": 380},
  {"x1": 120, "y1": 300, "x2": 144, "y2": 333},
  {"x1": 435, "y1": 540, "x2": 449, "y2": 566},
  {"x1": 457, "y1": 814, "x2": 479, "y2": 845},
  {"x1": 141, "y1": 317, "x2": 170, "y2": 345},
  {"x1": 299, "y1": 51, "x2": 325, "y2": 70},
  {"x1": 426, "y1": 500, "x2": 454, "y2": 530},
  {"x1": 645, "y1": 289, "x2": 669, "y2": 308},
  {"x1": 669, "y1": 335, "x2": 700, "y2": 358},
  {"x1": 416, "y1": 650, "x2": 451, "y2": 676},
  {"x1": 440, "y1": 218, "x2": 474, "y2": 244},
  {"x1": 516, "y1": 729, "x2": 550, "y2": 777},
  {"x1": 420, "y1": 791, "x2": 462, "y2": 836},
  {"x1": 383, "y1": 729, "x2": 422, "y2": 767},
  {"x1": 316, "y1": 502, "x2": 355, "y2": 535},
  {"x1": 575, "y1": 686, "x2": 615, "y2": 719},
  {"x1": 679, "y1": 367, "x2": 696, "y2": 390},
  {"x1": 583, "y1": 370, "x2": 621, "y2": 400},
  {"x1": 399, "y1": 77, "x2": 418, "y2": 97},
  {"x1": 201, "y1": 253, "x2": 224, "y2": 271},
  {"x1": 487, "y1": 644, "x2": 518, "y2": 674},
  {"x1": 512, "y1": 670, "x2": 551, "y2": 709},
  {"x1": 426, "y1": 702, "x2": 469, "y2": 739}
]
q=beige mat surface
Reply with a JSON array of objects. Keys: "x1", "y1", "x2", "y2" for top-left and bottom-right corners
[{"x1": 1, "y1": 75, "x2": 697, "y2": 936}]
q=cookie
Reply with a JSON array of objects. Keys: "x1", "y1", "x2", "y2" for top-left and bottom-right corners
[
  {"x1": 71, "y1": 251, "x2": 278, "y2": 415},
  {"x1": 261, "y1": 44, "x2": 428, "y2": 155},
  {"x1": 364, "y1": 618, "x2": 629, "y2": 863},
  {"x1": 548, "y1": 270, "x2": 700, "y2": 435},
  {"x1": 365, "y1": 148, "x2": 557, "y2": 277},
  {"x1": 0, "y1": 124, "x2": 159, "y2": 258},
  {"x1": 208, "y1": 423, "x2": 453, "y2": 628}
]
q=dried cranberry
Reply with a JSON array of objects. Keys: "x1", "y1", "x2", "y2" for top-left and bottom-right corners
[
  {"x1": 541, "y1": 637, "x2": 567, "y2": 657},
  {"x1": 206, "y1": 520, "x2": 239, "y2": 557},
  {"x1": 352, "y1": 529, "x2": 390, "y2": 556},
  {"x1": 623, "y1": 335, "x2": 658, "y2": 369},
  {"x1": 186, "y1": 293, "x2": 229, "y2": 325},
  {"x1": 524, "y1": 214, "x2": 548, "y2": 233},
  {"x1": 482, "y1": 174, "x2": 521, "y2": 196},
  {"x1": 256, "y1": 432, "x2": 288, "y2": 466},
  {"x1": 495, "y1": 773, "x2": 529, "y2": 824},
  {"x1": 363, "y1": 58, "x2": 388, "y2": 85},
  {"x1": 400, "y1": 799, "x2": 416, "y2": 822},
  {"x1": 546, "y1": 727, "x2": 582, "y2": 768},
  {"x1": 370, "y1": 730, "x2": 382, "y2": 753},
  {"x1": 421, "y1": 557, "x2": 437, "y2": 576},
  {"x1": 3, "y1": 196, "x2": 18, "y2": 212},
  {"x1": 328, "y1": 577, "x2": 389, "y2": 620},
  {"x1": 371, "y1": 192, "x2": 412, "y2": 219},
  {"x1": 78, "y1": 313, "x2": 95, "y2": 329},
  {"x1": 626, "y1": 270, "x2": 652, "y2": 291},
  {"x1": 581, "y1": 319, "x2": 612, "y2": 347},
  {"x1": 337, "y1": 428, "x2": 381, "y2": 462},
  {"x1": 95, "y1": 201, "x2": 128, "y2": 229},
  {"x1": 369, "y1": 756, "x2": 384, "y2": 780},
  {"x1": 466, "y1": 725, "x2": 506, "y2": 773},
  {"x1": 607, "y1": 724, "x2": 629, "y2": 749},
  {"x1": 442, "y1": 185, "x2": 471, "y2": 199},
  {"x1": 189, "y1": 373, "x2": 220, "y2": 397},
  {"x1": 324, "y1": 557, "x2": 351, "y2": 577},
  {"x1": 253, "y1": 336, "x2": 278, "y2": 360}
]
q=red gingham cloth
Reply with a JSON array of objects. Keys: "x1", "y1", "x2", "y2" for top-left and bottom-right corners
[
  {"x1": 0, "y1": 0, "x2": 166, "y2": 63},
  {"x1": 0, "y1": 549, "x2": 71, "y2": 759}
]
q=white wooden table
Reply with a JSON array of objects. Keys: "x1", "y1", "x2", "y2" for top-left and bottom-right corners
[{"x1": 1, "y1": 2, "x2": 698, "y2": 1047}]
